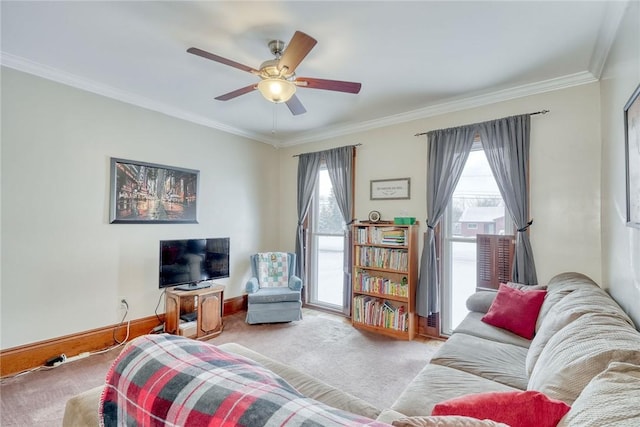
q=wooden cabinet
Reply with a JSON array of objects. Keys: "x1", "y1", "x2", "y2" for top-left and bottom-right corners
[
  {"x1": 352, "y1": 223, "x2": 418, "y2": 340},
  {"x1": 165, "y1": 285, "x2": 224, "y2": 340}
]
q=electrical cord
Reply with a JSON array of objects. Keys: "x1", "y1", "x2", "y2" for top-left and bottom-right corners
[
  {"x1": 2, "y1": 303, "x2": 133, "y2": 383},
  {"x1": 113, "y1": 300, "x2": 131, "y2": 345},
  {"x1": 154, "y1": 289, "x2": 165, "y2": 324}
]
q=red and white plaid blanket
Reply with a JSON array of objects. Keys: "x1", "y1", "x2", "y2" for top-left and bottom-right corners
[{"x1": 100, "y1": 334, "x2": 389, "y2": 426}]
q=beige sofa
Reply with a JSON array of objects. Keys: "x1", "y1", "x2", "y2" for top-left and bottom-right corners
[
  {"x1": 377, "y1": 272, "x2": 640, "y2": 426},
  {"x1": 64, "y1": 272, "x2": 640, "y2": 426}
]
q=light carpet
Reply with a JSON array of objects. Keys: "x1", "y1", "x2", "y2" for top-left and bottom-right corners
[{"x1": 213, "y1": 309, "x2": 442, "y2": 410}]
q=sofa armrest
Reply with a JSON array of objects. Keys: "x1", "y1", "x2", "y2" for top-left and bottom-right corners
[
  {"x1": 289, "y1": 275, "x2": 302, "y2": 291},
  {"x1": 466, "y1": 291, "x2": 497, "y2": 313},
  {"x1": 246, "y1": 277, "x2": 260, "y2": 294}
]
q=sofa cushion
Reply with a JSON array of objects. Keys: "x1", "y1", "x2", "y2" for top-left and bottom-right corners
[
  {"x1": 390, "y1": 364, "x2": 518, "y2": 417},
  {"x1": 481, "y1": 283, "x2": 546, "y2": 339},
  {"x1": 465, "y1": 291, "x2": 496, "y2": 313},
  {"x1": 218, "y1": 343, "x2": 380, "y2": 420},
  {"x1": 525, "y1": 286, "x2": 635, "y2": 376},
  {"x1": 454, "y1": 312, "x2": 531, "y2": 348},
  {"x1": 536, "y1": 272, "x2": 600, "y2": 331},
  {"x1": 504, "y1": 282, "x2": 547, "y2": 291},
  {"x1": 465, "y1": 283, "x2": 547, "y2": 314},
  {"x1": 528, "y1": 312, "x2": 640, "y2": 404},
  {"x1": 430, "y1": 333, "x2": 529, "y2": 390},
  {"x1": 392, "y1": 415, "x2": 508, "y2": 426},
  {"x1": 557, "y1": 362, "x2": 640, "y2": 427},
  {"x1": 431, "y1": 390, "x2": 570, "y2": 427},
  {"x1": 62, "y1": 386, "x2": 103, "y2": 427}
]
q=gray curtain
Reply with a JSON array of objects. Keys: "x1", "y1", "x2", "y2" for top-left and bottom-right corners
[
  {"x1": 295, "y1": 152, "x2": 322, "y2": 281},
  {"x1": 478, "y1": 114, "x2": 538, "y2": 284},
  {"x1": 325, "y1": 146, "x2": 355, "y2": 316},
  {"x1": 416, "y1": 126, "x2": 476, "y2": 316}
]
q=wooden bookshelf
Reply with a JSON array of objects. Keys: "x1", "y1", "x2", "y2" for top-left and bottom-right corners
[{"x1": 351, "y1": 222, "x2": 419, "y2": 340}]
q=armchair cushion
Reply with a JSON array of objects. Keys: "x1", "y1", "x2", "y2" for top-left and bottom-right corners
[
  {"x1": 247, "y1": 287, "x2": 302, "y2": 304},
  {"x1": 246, "y1": 277, "x2": 260, "y2": 294},
  {"x1": 289, "y1": 274, "x2": 303, "y2": 291},
  {"x1": 257, "y1": 252, "x2": 290, "y2": 288}
]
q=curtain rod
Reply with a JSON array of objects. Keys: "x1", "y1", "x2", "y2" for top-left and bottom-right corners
[
  {"x1": 292, "y1": 143, "x2": 362, "y2": 157},
  {"x1": 413, "y1": 109, "x2": 550, "y2": 137}
]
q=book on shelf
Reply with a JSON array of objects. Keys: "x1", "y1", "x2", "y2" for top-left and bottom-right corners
[
  {"x1": 354, "y1": 226, "x2": 409, "y2": 245},
  {"x1": 354, "y1": 269, "x2": 409, "y2": 297},
  {"x1": 355, "y1": 247, "x2": 408, "y2": 271},
  {"x1": 352, "y1": 295, "x2": 409, "y2": 332}
]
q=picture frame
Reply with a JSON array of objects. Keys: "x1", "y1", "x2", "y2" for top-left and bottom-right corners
[
  {"x1": 370, "y1": 177, "x2": 411, "y2": 200},
  {"x1": 624, "y1": 84, "x2": 640, "y2": 229},
  {"x1": 109, "y1": 158, "x2": 199, "y2": 224}
]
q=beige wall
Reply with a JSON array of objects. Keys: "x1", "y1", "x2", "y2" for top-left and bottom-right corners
[
  {"x1": 1, "y1": 68, "x2": 279, "y2": 349},
  {"x1": 3, "y1": 2, "x2": 638, "y2": 349},
  {"x1": 600, "y1": 0, "x2": 640, "y2": 326},
  {"x1": 278, "y1": 82, "x2": 603, "y2": 290}
]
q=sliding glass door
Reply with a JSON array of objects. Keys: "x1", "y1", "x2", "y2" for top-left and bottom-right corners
[{"x1": 440, "y1": 144, "x2": 511, "y2": 335}]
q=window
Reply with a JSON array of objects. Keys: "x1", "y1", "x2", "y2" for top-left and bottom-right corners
[{"x1": 440, "y1": 142, "x2": 513, "y2": 335}]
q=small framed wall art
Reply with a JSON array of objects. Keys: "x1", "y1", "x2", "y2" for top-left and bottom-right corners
[
  {"x1": 624, "y1": 84, "x2": 640, "y2": 228},
  {"x1": 370, "y1": 177, "x2": 411, "y2": 200},
  {"x1": 109, "y1": 157, "x2": 199, "y2": 224}
]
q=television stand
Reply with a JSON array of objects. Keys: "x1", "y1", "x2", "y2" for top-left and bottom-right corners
[
  {"x1": 165, "y1": 285, "x2": 224, "y2": 340},
  {"x1": 174, "y1": 281, "x2": 211, "y2": 291}
]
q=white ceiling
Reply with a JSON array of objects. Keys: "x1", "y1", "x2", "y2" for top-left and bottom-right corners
[{"x1": 0, "y1": 1, "x2": 629, "y2": 146}]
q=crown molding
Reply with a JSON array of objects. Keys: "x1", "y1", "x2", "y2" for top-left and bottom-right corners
[
  {"x1": 588, "y1": 0, "x2": 629, "y2": 79},
  {"x1": 278, "y1": 70, "x2": 598, "y2": 147},
  {"x1": 0, "y1": 52, "x2": 278, "y2": 146},
  {"x1": 2, "y1": 52, "x2": 598, "y2": 149}
]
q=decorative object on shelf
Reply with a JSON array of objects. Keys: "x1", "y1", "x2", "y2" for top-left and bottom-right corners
[
  {"x1": 109, "y1": 158, "x2": 199, "y2": 224},
  {"x1": 624, "y1": 83, "x2": 640, "y2": 229},
  {"x1": 368, "y1": 210, "x2": 381, "y2": 223},
  {"x1": 370, "y1": 178, "x2": 410, "y2": 200},
  {"x1": 394, "y1": 217, "x2": 416, "y2": 225}
]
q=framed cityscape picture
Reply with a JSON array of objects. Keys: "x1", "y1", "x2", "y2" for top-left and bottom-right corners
[
  {"x1": 109, "y1": 158, "x2": 199, "y2": 224},
  {"x1": 624, "y1": 84, "x2": 640, "y2": 229}
]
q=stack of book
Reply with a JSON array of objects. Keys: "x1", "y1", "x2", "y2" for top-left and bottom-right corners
[
  {"x1": 352, "y1": 295, "x2": 408, "y2": 331},
  {"x1": 380, "y1": 229, "x2": 406, "y2": 246}
]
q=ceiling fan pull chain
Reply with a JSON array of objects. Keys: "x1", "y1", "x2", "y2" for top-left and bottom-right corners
[{"x1": 272, "y1": 104, "x2": 278, "y2": 135}]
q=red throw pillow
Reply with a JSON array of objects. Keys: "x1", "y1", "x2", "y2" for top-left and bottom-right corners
[
  {"x1": 481, "y1": 283, "x2": 546, "y2": 339},
  {"x1": 431, "y1": 390, "x2": 570, "y2": 427}
]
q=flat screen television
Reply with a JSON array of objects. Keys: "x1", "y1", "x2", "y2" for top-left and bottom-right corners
[{"x1": 159, "y1": 238, "x2": 230, "y2": 290}]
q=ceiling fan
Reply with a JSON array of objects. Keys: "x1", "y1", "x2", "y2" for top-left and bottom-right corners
[{"x1": 187, "y1": 31, "x2": 362, "y2": 116}]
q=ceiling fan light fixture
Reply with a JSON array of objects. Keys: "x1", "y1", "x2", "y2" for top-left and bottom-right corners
[{"x1": 257, "y1": 78, "x2": 296, "y2": 103}]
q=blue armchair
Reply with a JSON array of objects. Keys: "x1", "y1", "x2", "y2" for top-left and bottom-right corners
[{"x1": 245, "y1": 252, "x2": 303, "y2": 324}]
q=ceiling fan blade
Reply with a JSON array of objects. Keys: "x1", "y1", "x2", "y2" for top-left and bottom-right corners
[
  {"x1": 295, "y1": 77, "x2": 362, "y2": 94},
  {"x1": 215, "y1": 84, "x2": 257, "y2": 101},
  {"x1": 278, "y1": 31, "x2": 317, "y2": 74},
  {"x1": 285, "y1": 94, "x2": 307, "y2": 116},
  {"x1": 187, "y1": 47, "x2": 258, "y2": 74}
]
